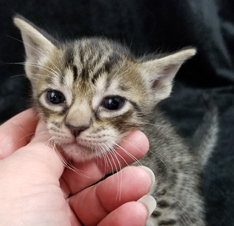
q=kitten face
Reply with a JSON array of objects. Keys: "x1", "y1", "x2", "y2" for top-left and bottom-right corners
[
  {"x1": 14, "y1": 15, "x2": 196, "y2": 161},
  {"x1": 32, "y1": 40, "x2": 149, "y2": 160}
]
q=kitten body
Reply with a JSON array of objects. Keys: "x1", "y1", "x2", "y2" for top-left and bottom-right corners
[
  {"x1": 141, "y1": 111, "x2": 204, "y2": 225},
  {"x1": 14, "y1": 15, "x2": 216, "y2": 225}
]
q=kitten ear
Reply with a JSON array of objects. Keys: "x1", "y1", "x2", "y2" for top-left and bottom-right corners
[
  {"x1": 13, "y1": 15, "x2": 56, "y2": 64},
  {"x1": 139, "y1": 49, "x2": 196, "y2": 101}
]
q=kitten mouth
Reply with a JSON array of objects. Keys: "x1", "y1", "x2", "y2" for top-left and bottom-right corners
[
  {"x1": 70, "y1": 141, "x2": 96, "y2": 153},
  {"x1": 59, "y1": 138, "x2": 112, "y2": 161},
  {"x1": 61, "y1": 140, "x2": 97, "y2": 155},
  {"x1": 76, "y1": 143, "x2": 96, "y2": 153}
]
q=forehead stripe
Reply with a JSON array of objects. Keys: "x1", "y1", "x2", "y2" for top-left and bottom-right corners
[
  {"x1": 91, "y1": 58, "x2": 114, "y2": 84},
  {"x1": 80, "y1": 67, "x2": 89, "y2": 80},
  {"x1": 79, "y1": 46, "x2": 84, "y2": 64},
  {"x1": 73, "y1": 65, "x2": 78, "y2": 81},
  {"x1": 65, "y1": 46, "x2": 74, "y2": 67}
]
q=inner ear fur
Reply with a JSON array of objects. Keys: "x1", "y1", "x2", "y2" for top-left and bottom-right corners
[
  {"x1": 14, "y1": 15, "x2": 56, "y2": 63},
  {"x1": 138, "y1": 48, "x2": 196, "y2": 101}
]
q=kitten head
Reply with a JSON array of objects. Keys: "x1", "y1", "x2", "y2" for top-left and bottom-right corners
[{"x1": 14, "y1": 15, "x2": 196, "y2": 161}]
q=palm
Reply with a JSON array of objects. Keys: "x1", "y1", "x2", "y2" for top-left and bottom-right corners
[{"x1": 0, "y1": 109, "x2": 153, "y2": 226}]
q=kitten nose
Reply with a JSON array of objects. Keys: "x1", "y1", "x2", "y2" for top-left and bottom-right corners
[{"x1": 66, "y1": 124, "x2": 89, "y2": 137}]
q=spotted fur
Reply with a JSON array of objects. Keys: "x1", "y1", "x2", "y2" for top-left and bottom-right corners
[{"x1": 14, "y1": 15, "x2": 215, "y2": 225}]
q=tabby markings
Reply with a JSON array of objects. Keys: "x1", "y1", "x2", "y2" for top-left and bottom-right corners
[
  {"x1": 157, "y1": 200, "x2": 171, "y2": 208},
  {"x1": 158, "y1": 219, "x2": 177, "y2": 225},
  {"x1": 73, "y1": 65, "x2": 78, "y2": 81}
]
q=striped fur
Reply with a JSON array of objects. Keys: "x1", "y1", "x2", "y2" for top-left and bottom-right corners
[{"x1": 13, "y1": 15, "x2": 215, "y2": 225}]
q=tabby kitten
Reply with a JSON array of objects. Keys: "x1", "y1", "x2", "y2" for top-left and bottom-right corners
[{"x1": 14, "y1": 15, "x2": 207, "y2": 225}]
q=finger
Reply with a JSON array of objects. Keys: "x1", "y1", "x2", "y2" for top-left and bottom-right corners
[
  {"x1": 31, "y1": 119, "x2": 52, "y2": 143},
  {"x1": 98, "y1": 202, "x2": 148, "y2": 226},
  {"x1": 0, "y1": 118, "x2": 64, "y2": 185},
  {"x1": 25, "y1": 120, "x2": 65, "y2": 179},
  {"x1": 0, "y1": 109, "x2": 38, "y2": 159},
  {"x1": 69, "y1": 166, "x2": 153, "y2": 226},
  {"x1": 60, "y1": 130, "x2": 149, "y2": 196}
]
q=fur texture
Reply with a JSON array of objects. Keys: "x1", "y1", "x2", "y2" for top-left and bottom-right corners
[{"x1": 14, "y1": 15, "x2": 211, "y2": 225}]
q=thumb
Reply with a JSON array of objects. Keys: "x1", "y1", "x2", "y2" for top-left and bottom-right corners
[
  {"x1": 25, "y1": 120, "x2": 65, "y2": 179},
  {"x1": 32, "y1": 119, "x2": 51, "y2": 143}
]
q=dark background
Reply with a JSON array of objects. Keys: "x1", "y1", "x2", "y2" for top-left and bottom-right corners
[{"x1": 0, "y1": 1, "x2": 234, "y2": 225}]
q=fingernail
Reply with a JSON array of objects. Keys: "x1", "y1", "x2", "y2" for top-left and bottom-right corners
[
  {"x1": 138, "y1": 166, "x2": 155, "y2": 187},
  {"x1": 137, "y1": 195, "x2": 157, "y2": 218}
]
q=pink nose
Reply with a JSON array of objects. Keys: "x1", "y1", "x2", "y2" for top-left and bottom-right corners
[{"x1": 66, "y1": 124, "x2": 89, "y2": 137}]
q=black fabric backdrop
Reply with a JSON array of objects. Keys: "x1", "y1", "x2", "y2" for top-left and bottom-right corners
[{"x1": 0, "y1": 1, "x2": 234, "y2": 225}]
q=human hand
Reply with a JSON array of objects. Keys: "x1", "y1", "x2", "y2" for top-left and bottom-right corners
[{"x1": 0, "y1": 109, "x2": 156, "y2": 226}]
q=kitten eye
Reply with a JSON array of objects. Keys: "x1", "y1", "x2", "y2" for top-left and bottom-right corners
[
  {"x1": 102, "y1": 96, "x2": 125, "y2": 110},
  {"x1": 47, "y1": 90, "x2": 66, "y2": 104}
]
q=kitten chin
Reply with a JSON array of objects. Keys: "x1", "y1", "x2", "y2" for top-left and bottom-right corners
[
  {"x1": 50, "y1": 126, "x2": 124, "y2": 162},
  {"x1": 58, "y1": 139, "x2": 118, "y2": 162},
  {"x1": 59, "y1": 143, "x2": 98, "y2": 161}
]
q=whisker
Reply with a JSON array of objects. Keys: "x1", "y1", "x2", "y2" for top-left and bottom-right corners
[
  {"x1": 44, "y1": 137, "x2": 89, "y2": 177},
  {"x1": 5, "y1": 61, "x2": 60, "y2": 78},
  {"x1": 98, "y1": 143, "x2": 109, "y2": 175},
  {"x1": 109, "y1": 146, "x2": 123, "y2": 201},
  {"x1": 18, "y1": 132, "x2": 36, "y2": 141},
  {"x1": 8, "y1": 34, "x2": 62, "y2": 74},
  {"x1": 111, "y1": 150, "x2": 122, "y2": 201},
  {"x1": 105, "y1": 145, "x2": 121, "y2": 196},
  {"x1": 111, "y1": 141, "x2": 142, "y2": 167},
  {"x1": 10, "y1": 74, "x2": 26, "y2": 79}
]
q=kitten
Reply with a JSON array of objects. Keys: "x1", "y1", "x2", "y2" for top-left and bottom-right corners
[{"x1": 14, "y1": 15, "x2": 215, "y2": 225}]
